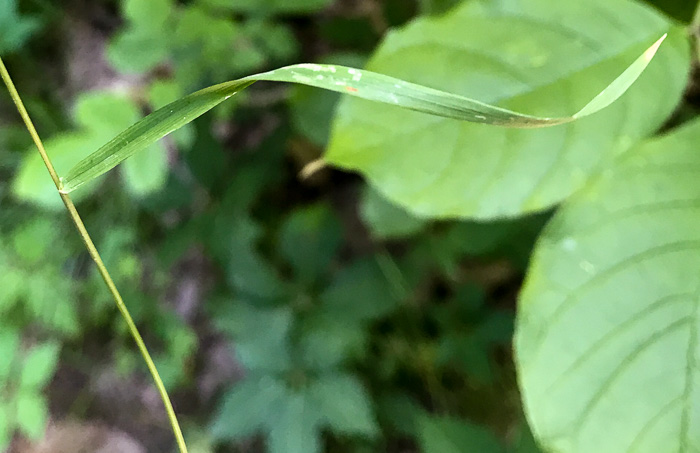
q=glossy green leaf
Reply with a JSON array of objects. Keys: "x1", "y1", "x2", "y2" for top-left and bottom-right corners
[
  {"x1": 516, "y1": 118, "x2": 700, "y2": 452},
  {"x1": 326, "y1": 0, "x2": 689, "y2": 219},
  {"x1": 60, "y1": 30, "x2": 667, "y2": 193}
]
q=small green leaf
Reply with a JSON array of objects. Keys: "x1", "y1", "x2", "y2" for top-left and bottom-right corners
[
  {"x1": 60, "y1": 33, "x2": 665, "y2": 193},
  {"x1": 0, "y1": 267, "x2": 23, "y2": 314},
  {"x1": 16, "y1": 391, "x2": 48, "y2": 439},
  {"x1": 122, "y1": 142, "x2": 169, "y2": 196},
  {"x1": 310, "y1": 373, "x2": 378, "y2": 436},
  {"x1": 19, "y1": 342, "x2": 60, "y2": 390},
  {"x1": 107, "y1": 28, "x2": 170, "y2": 74},
  {"x1": 123, "y1": 0, "x2": 172, "y2": 29},
  {"x1": 213, "y1": 303, "x2": 293, "y2": 373},
  {"x1": 12, "y1": 218, "x2": 55, "y2": 265},
  {"x1": 211, "y1": 376, "x2": 286, "y2": 440},
  {"x1": 266, "y1": 390, "x2": 322, "y2": 453},
  {"x1": 213, "y1": 214, "x2": 288, "y2": 299},
  {"x1": 0, "y1": 0, "x2": 40, "y2": 54},
  {"x1": 0, "y1": 327, "x2": 19, "y2": 380},
  {"x1": 13, "y1": 133, "x2": 106, "y2": 208},
  {"x1": 299, "y1": 316, "x2": 366, "y2": 370},
  {"x1": 278, "y1": 203, "x2": 343, "y2": 284},
  {"x1": 321, "y1": 258, "x2": 400, "y2": 322},
  {"x1": 74, "y1": 92, "x2": 140, "y2": 140}
]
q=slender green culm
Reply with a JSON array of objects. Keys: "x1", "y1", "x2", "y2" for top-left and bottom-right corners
[{"x1": 0, "y1": 58, "x2": 188, "y2": 453}]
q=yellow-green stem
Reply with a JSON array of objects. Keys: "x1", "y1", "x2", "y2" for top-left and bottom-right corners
[{"x1": 0, "y1": 58, "x2": 188, "y2": 453}]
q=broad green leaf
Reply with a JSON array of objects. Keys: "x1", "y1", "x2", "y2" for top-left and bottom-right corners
[
  {"x1": 326, "y1": 0, "x2": 689, "y2": 219},
  {"x1": 309, "y1": 373, "x2": 378, "y2": 436},
  {"x1": 19, "y1": 342, "x2": 60, "y2": 390},
  {"x1": 418, "y1": 415, "x2": 505, "y2": 453},
  {"x1": 60, "y1": 31, "x2": 667, "y2": 193},
  {"x1": 516, "y1": 119, "x2": 700, "y2": 453},
  {"x1": 15, "y1": 391, "x2": 47, "y2": 439}
]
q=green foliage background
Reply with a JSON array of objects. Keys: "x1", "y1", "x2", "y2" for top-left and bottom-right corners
[{"x1": 0, "y1": 0, "x2": 698, "y2": 452}]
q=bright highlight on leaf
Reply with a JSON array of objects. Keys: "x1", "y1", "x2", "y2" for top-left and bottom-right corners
[{"x1": 59, "y1": 35, "x2": 666, "y2": 193}]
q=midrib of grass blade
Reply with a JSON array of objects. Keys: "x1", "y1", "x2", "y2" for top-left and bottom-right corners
[{"x1": 60, "y1": 34, "x2": 665, "y2": 193}]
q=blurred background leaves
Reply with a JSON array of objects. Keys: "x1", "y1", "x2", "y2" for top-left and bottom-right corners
[{"x1": 0, "y1": 0, "x2": 697, "y2": 452}]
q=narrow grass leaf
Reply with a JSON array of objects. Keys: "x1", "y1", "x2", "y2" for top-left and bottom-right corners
[{"x1": 60, "y1": 35, "x2": 665, "y2": 193}]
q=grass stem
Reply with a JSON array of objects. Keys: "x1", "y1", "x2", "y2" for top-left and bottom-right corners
[{"x1": 0, "y1": 57, "x2": 188, "y2": 453}]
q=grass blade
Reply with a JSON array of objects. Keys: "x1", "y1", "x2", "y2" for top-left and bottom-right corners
[{"x1": 60, "y1": 35, "x2": 666, "y2": 193}]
